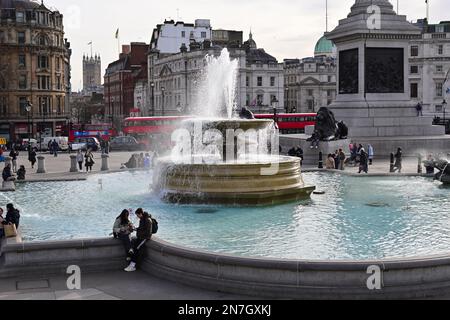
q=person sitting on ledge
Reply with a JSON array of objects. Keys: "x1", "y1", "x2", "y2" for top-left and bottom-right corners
[
  {"x1": 125, "y1": 208, "x2": 153, "y2": 272},
  {"x1": 113, "y1": 209, "x2": 135, "y2": 263},
  {"x1": 2, "y1": 164, "x2": 15, "y2": 182},
  {"x1": 123, "y1": 154, "x2": 138, "y2": 169},
  {"x1": 326, "y1": 154, "x2": 335, "y2": 170},
  {"x1": 17, "y1": 165, "x2": 26, "y2": 181},
  {"x1": 2, "y1": 203, "x2": 20, "y2": 229}
]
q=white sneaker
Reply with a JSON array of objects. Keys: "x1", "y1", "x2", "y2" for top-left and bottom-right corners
[{"x1": 124, "y1": 263, "x2": 136, "y2": 272}]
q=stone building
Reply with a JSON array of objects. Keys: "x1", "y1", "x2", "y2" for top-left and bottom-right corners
[
  {"x1": 284, "y1": 36, "x2": 337, "y2": 113},
  {"x1": 0, "y1": 0, "x2": 71, "y2": 141},
  {"x1": 104, "y1": 43, "x2": 148, "y2": 129},
  {"x1": 82, "y1": 54, "x2": 102, "y2": 96},
  {"x1": 409, "y1": 19, "x2": 450, "y2": 116},
  {"x1": 148, "y1": 31, "x2": 284, "y2": 116}
]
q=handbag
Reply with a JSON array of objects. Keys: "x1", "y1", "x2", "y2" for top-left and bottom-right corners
[{"x1": 4, "y1": 224, "x2": 17, "y2": 238}]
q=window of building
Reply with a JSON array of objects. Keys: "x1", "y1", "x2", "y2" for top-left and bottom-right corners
[
  {"x1": 19, "y1": 54, "x2": 26, "y2": 67},
  {"x1": 307, "y1": 99, "x2": 314, "y2": 111},
  {"x1": 437, "y1": 65, "x2": 443, "y2": 73},
  {"x1": 56, "y1": 76, "x2": 61, "y2": 90},
  {"x1": 410, "y1": 83, "x2": 418, "y2": 98},
  {"x1": 270, "y1": 77, "x2": 275, "y2": 87},
  {"x1": 18, "y1": 32, "x2": 25, "y2": 44},
  {"x1": 181, "y1": 31, "x2": 186, "y2": 38},
  {"x1": 436, "y1": 82, "x2": 443, "y2": 97},
  {"x1": 410, "y1": 65, "x2": 419, "y2": 74},
  {"x1": 246, "y1": 77, "x2": 249, "y2": 87},
  {"x1": 0, "y1": 76, "x2": 5, "y2": 90},
  {"x1": 56, "y1": 96, "x2": 62, "y2": 115},
  {"x1": 201, "y1": 32, "x2": 207, "y2": 38},
  {"x1": 257, "y1": 94, "x2": 264, "y2": 106},
  {"x1": 410, "y1": 46, "x2": 419, "y2": 57},
  {"x1": 270, "y1": 95, "x2": 277, "y2": 105},
  {"x1": 39, "y1": 96, "x2": 51, "y2": 114},
  {"x1": 327, "y1": 89, "x2": 334, "y2": 98},
  {"x1": 38, "y1": 76, "x2": 50, "y2": 90},
  {"x1": 436, "y1": 105, "x2": 443, "y2": 113},
  {"x1": 328, "y1": 75, "x2": 332, "y2": 83},
  {"x1": 39, "y1": 36, "x2": 47, "y2": 46},
  {"x1": 436, "y1": 25, "x2": 445, "y2": 33},
  {"x1": 19, "y1": 97, "x2": 28, "y2": 116},
  {"x1": 16, "y1": 11, "x2": 25, "y2": 23},
  {"x1": 257, "y1": 77, "x2": 263, "y2": 87},
  {"x1": 19, "y1": 75, "x2": 27, "y2": 89},
  {"x1": 38, "y1": 55, "x2": 49, "y2": 69},
  {"x1": 246, "y1": 94, "x2": 250, "y2": 106},
  {"x1": 438, "y1": 45, "x2": 444, "y2": 55},
  {"x1": 307, "y1": 89, "x2": 314, "y2": 96}
]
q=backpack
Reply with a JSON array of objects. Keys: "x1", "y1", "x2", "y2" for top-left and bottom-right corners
[{"x1": 151, "y1": 218, "x2": 158, "y2": 234}]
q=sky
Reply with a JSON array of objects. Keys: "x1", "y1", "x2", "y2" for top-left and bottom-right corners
[{"x1": 39, "y1": 0, "x2": 449, "y2": 92}]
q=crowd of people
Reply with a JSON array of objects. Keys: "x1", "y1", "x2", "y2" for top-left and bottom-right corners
[
  {"x1": 113, "y1": 208, "x2": 156, "y2": 272},
  {"x1": 122, "y1": 152, "x2": 157, "y2": 170}
]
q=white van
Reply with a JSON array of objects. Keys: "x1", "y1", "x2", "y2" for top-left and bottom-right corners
[{"x1": 41, "y1": 137, "x2": 69, "y2": 152}]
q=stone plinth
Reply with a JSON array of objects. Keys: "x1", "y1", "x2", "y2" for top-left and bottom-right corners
[
  {"x1": 1, "y1": 180, "x2": 15, "y2": 192},
  {"x1": 36, "y1": 156, "x2": 46, "y2": 174},
  {"x1": 70, "y1": 155, "x2": 78, "y2": 172},
  {"x1": 101, "y1": 154, "x2": 109, "y2": 171}
]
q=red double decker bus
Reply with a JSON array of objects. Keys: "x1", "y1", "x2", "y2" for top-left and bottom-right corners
[
  {"x1": 66, "y1": 123, "x2": 117, "y2": 143},
  {"x1": 254, "y1": 113, "x2": 317, "y2": 134},
  {"x1": 123, "y1": 113, "x2": 317, "y2": 139}
]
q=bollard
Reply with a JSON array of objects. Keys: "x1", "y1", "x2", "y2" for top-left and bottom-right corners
[
  {"x1": 318, "y1": 151, "x2": 324, "y2": 169},
  {"x1": 390, "y1": 153, "x2": 395, "y2": 173},
  {"x1": 101, "y1": 154, "x2": 109, "y2": 171},
  {"x1": 70, "y1": 155, "x2": 78, "y2": 172},
  {"x1": 37, "y1": 155, "x2": 46, "y2": 174},
  {"x1": 418, "y1": 154, "x2": 423, "y2": 174}
]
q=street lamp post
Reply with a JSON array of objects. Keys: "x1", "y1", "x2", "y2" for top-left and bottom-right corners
[
  {"x1": 150, "y1": 82, "x2": 155, "y2": 116},
  {"x1": 161, "y1": 86, "x2": 165, "y2": 116},
  {"x1": 271, "y1": 97, "x2": 279, "y2": 126},
  {"x1": 285, "y1": 87, "x2": 289, "y2": 113},
  {"x1": 26, "y1": 101, "x2": 32, "y2": 147},
  {"x1": 443, "y1": 99, "x2": 447, "y2": 122}
]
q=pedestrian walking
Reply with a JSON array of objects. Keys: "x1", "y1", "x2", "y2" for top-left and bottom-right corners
[
  {"x1": 9, "y1": 148, "x2": 18, "y2": 173},
  {"x1": 84, "y1": 149, "x2": 95, "y2": 172},
  {"x1": 338, "y1": 149, "x2": 346, "y2": 171},
  {"x1": 367, "y1": 144, "x2": 374, "y2": 165},
  {"x1": 28, "y1": 148, "x2": 37, "y2": 169},
  {"x1": 416, "y1": 102, "x2": 423, "y2": 117},
  {"x1": 76, "y1": 150, "x2": 84, "y2": 171},
  {"x1": 393, "y1": 147, "x2": 403, "y2": 173},
  {"x1": 52, "y1": 140, "x2": 59, "y2": 157}
]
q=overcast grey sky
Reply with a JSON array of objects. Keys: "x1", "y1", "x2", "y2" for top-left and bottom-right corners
[{"x1": 40, "y1": 0, "x2": 448, "y2": 91}]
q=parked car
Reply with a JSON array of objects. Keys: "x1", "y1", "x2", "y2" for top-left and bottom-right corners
[
  {"x1": 109, "y1": 136, "x2": 145, "y2": 152},
  {"x1": 70, "y1": 137, "x2": 101, "y2": 152},
  {"x1": 14, "y1": 139, "x2": 38, "y2": 151},
  {"x1": 41, "y1": 137, "x2": 69, "y2": 152}
]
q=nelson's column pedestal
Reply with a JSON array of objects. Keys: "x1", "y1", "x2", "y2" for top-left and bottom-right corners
[
  {"x1": 281, "y1": 0, "x2": 450, "y2": 160},
  {"x1": 325, "y1": 0, "x2": 450, "y2": 155}
]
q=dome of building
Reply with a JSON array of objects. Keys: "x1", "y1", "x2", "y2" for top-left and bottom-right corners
[{"x1": 314, "y1": 35, "x2": 336, "y2": 58}]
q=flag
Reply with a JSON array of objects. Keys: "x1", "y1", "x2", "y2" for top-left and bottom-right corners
[
  {"x1": 88, "y1": 41, "x2": 92, "y2": 45},
  {"x1": 115, "y1": 28, "x2": 119, "y2": 39}
]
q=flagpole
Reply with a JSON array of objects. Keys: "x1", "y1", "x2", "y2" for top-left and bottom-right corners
[
  {"x1": 426, "y1": 0, "x2": 429, "y2": 22},
  {"x1": 90, "y1": 41, "x2": 93, "y2": 57}
]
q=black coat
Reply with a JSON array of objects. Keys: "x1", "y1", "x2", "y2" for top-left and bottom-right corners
[
  {"x1": 3, "y1": 209, "x2": 20, "y2": 228},
  {"x1": 136, "y1": 216, "x2": 152, "y2": 240},
  {"x1": 2, "y1": 167, "x2": 11, "y2": 181}
]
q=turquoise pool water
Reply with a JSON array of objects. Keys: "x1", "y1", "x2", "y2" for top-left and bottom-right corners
[{"x1": 1, "y1": 171, "x2": 450, "y2": 261}]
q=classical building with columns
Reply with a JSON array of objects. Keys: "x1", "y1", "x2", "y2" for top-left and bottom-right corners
[
  {"x1": 148, "y1": 31, "x2": 284, "y2": 116},
  {"x1": 284, "y1": 36, "x2": 337, "y2": 113},
  {"x1": 0, "y1": 0, "x2": 71, "y2": 142}
]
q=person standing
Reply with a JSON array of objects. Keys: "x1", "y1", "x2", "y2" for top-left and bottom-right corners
[
  {"x1": 359, "y1": 149, "x2": 369, "y2": 174},
  {"x1": 84, "y1": 149, "x2": 95, "y2": 172},
  {"x1": 326, "y1": 154, "x2": 336, "y2": 170},
  {"x1": 76, "y1": 150, "x2": 84, "y2": 171},
  {"x1": 393, "y1": 147, "x2": 403, "y2": 173},
  {"x1": 334, "y1": 150, "x2": 340, "y2": 170},
  {"x1": 9, "y1": 148, "x2": 18, "y2": 173},
  {"x1": 367, "y1": 144, "x2": 374, "y2": 165},
  {"x1": 125, "y1": 208, "x2": 153, "y2": 272},
  {"x1": 416, "y1": 102, "x2": 423, "y2": 117},
  {"x1": 28, "y1": 148, "x2": 37, "y2": 169},
  {"x1": 52, "y1": 140, "x2": 59, "y2": 157},
  {"x1": 338, "y1": 149, "x2": 346, "y2": 171},
  {"x1": 0, "y1": 208, "x2": 5, "y2": 238}
]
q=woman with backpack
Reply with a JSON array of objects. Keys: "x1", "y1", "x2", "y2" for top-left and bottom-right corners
[{"x1": 125, "y1": 208, "x2": 155, "y2": 272}]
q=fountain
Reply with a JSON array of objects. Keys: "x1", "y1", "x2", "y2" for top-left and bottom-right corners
[{"x1": 153, "y1": 49, "x2": 315, "y2": 205}]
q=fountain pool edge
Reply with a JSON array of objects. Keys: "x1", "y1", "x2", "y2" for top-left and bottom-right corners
[{"x1": 3, "y1": 235, "x2": 450, "y2": 299}]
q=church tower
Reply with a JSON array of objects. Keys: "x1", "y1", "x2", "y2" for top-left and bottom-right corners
[{"x1": 82, "y1": 54, "x2": 102, "y2": 94}]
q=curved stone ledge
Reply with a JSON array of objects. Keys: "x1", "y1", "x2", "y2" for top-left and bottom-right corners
[
  {"x1": 3, "y1": 236, "x2": 450, "y2": 298},
  {"x1": 144, "y1": 238, "x2": 450, "y2": 299}
]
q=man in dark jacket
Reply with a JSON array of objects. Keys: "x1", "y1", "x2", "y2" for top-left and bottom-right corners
[
  {"x1": 125, "y1": 208, "x2": 152, "y2": 272},
  {"x1": 2, "y1": 203, "x2": 20, "y2": 229},
  {"x1": 2, "y1": 164, "x2": 15, "y2": 182}
]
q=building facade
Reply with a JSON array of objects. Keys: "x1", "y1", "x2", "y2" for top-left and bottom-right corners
[
  {"x1": 104, "y1": 43, "x2": 149, "y2": 129},
  {"x1": 0, "y1": 0, "x2": 71, "y2": 141},
  {"x1": 284, "y1": 37, "x2": 337, "y2": 113},
  {"x1": 410, "y1": 20, "x2": 450, "y2": 116},
  {"x1": 82, "y1": 54, "x2": 102, "y2": 95},
  {"x1": 150, "y1": 19, "x2": 212, "y2": 54},
  {"x1": 148, "y1": 32, "x2": 284, "y2": 116}
]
